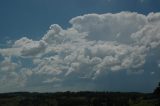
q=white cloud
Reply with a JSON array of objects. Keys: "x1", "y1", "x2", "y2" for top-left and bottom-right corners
[
  {"x1": 0, "y1": 58, "x2": 28, "y2": 91},
  {"x1": 0, "y1": 48, "x2": 21, "y2": 57},
  {"x1": 150, "y1": 72, "x2": 155, "y2": 75},
  {"x1": 0, "y1": 57, "x2": 18, "y2": 72},
  {"x1": 21, "y1": 40, "x2": 47, "y2": 57},
  {"x1": 158, "y1": 63, "x2": 160, "y2": 68},
  {"x1": 0, "y1": 37, "x2": 47, "y2": 57},
  {"x1": 43, "y1": 77, "x2": 62, "y2": 83},
  {"x1": 15, "y1": 37, "x2": 47, "y2": 57},
  {"x1": 70, "y1": 12, "x2": 147, "y2": 43},
  {"x1": 0, "y1": 12, "x2": 160, "y2": 91}
]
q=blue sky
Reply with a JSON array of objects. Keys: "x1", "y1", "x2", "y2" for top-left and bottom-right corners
[
  {"x1": 0, "y1": 0, "x2": 160, "y2": 92},
  {"x1": 0, "y1": 0, "x2": 160, "y2": 41}
]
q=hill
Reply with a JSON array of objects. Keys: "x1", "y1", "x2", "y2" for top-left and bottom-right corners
[{"x1": 0, "y1": 91, "x2": 159, "y2": 106}]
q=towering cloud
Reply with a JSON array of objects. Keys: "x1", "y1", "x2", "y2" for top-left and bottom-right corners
[{"x1": 0, "y1": 12, "x2": 160, "y2": 92}]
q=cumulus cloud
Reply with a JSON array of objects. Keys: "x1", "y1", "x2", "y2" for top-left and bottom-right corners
[
  {"x1": 0, "y1": 37, "x2": 47, "y2": 58},
  {"x1": 150, "y1": 71, "x2": 155, "y2": 75},
  {"x1": 14, "y1": 37, "x2": 47, "y2": 57},
  {"x1": 0, "y1": 12, "x2": 160, "y2": 91},
  {"x1": 70, "y1": 12, "x2": 147, "y2": 43},
  {"x1": 158, "y1": 63, "x2": 160, "y2": 68},
  {"x1": 43, "y1": 77, "x2": 62, "y2": 83},
  {"x1": 0, "y1": 57, "x2": 18, "y2": 72},
  {"x1": 0, "y1": 57, "x2": 30, "y2": 92}
]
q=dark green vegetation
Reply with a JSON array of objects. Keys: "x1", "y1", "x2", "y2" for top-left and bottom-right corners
[{"x1": 0, "y1": 83, "x2": 159, "y2": 106}]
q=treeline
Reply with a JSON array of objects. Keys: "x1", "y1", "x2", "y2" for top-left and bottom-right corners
[
  {"x1": 0, "y1": 91, "x2": 159, "y2": 106},
  {"x1": 0, "y1": 83, "x2": 159, "y2": 106}
]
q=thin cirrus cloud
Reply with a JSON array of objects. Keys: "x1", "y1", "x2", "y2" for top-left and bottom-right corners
[{"x1": 0, "y1": 12, "x2": 160, "y2": 92}]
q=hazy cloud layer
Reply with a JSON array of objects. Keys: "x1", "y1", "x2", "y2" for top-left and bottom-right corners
[{"x1": 0, "y1": 12, "x2": 160, "y2": 92}]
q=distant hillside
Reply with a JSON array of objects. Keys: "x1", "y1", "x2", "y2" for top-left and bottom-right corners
[
  {"x1": 0, "y1": 91, "x2": 159, "y2": 106},
  {"x1": 0, "y1": 82, "x2": 159, "y2": 106}
]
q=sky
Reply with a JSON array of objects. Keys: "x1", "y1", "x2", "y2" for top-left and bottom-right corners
[{"x1": 0, "y1": 0, "x2": 160, "y2": 93}]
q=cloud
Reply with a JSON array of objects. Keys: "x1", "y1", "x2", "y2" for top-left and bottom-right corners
[
  {"x1": 70, "y1": 12, "x2": 147, "y2": 43},
  {"x1": 0, "y1": 37, "x2": 47, "y2": 58},
  {"x1": 150, "y1": 71, "x2": 155, "y2": 75},
  {"x1": 43, "y1": 77, "x2": 62, "y2": 83},
  {"x1": 0, "y1": 57, "x2": 18, "y2": 72},
  {"x1": 0, "y1": 57, "x2": 28, "y2": 92},
  {"x1": 14, "y1": 37, "x2": 47, "y2": 57},
  {"x1": 158, "y1": 63, "x2": 160, "y2": 68},
  {"x1": 0, "y1": 12, "x2": 160, "y2": 92}
]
